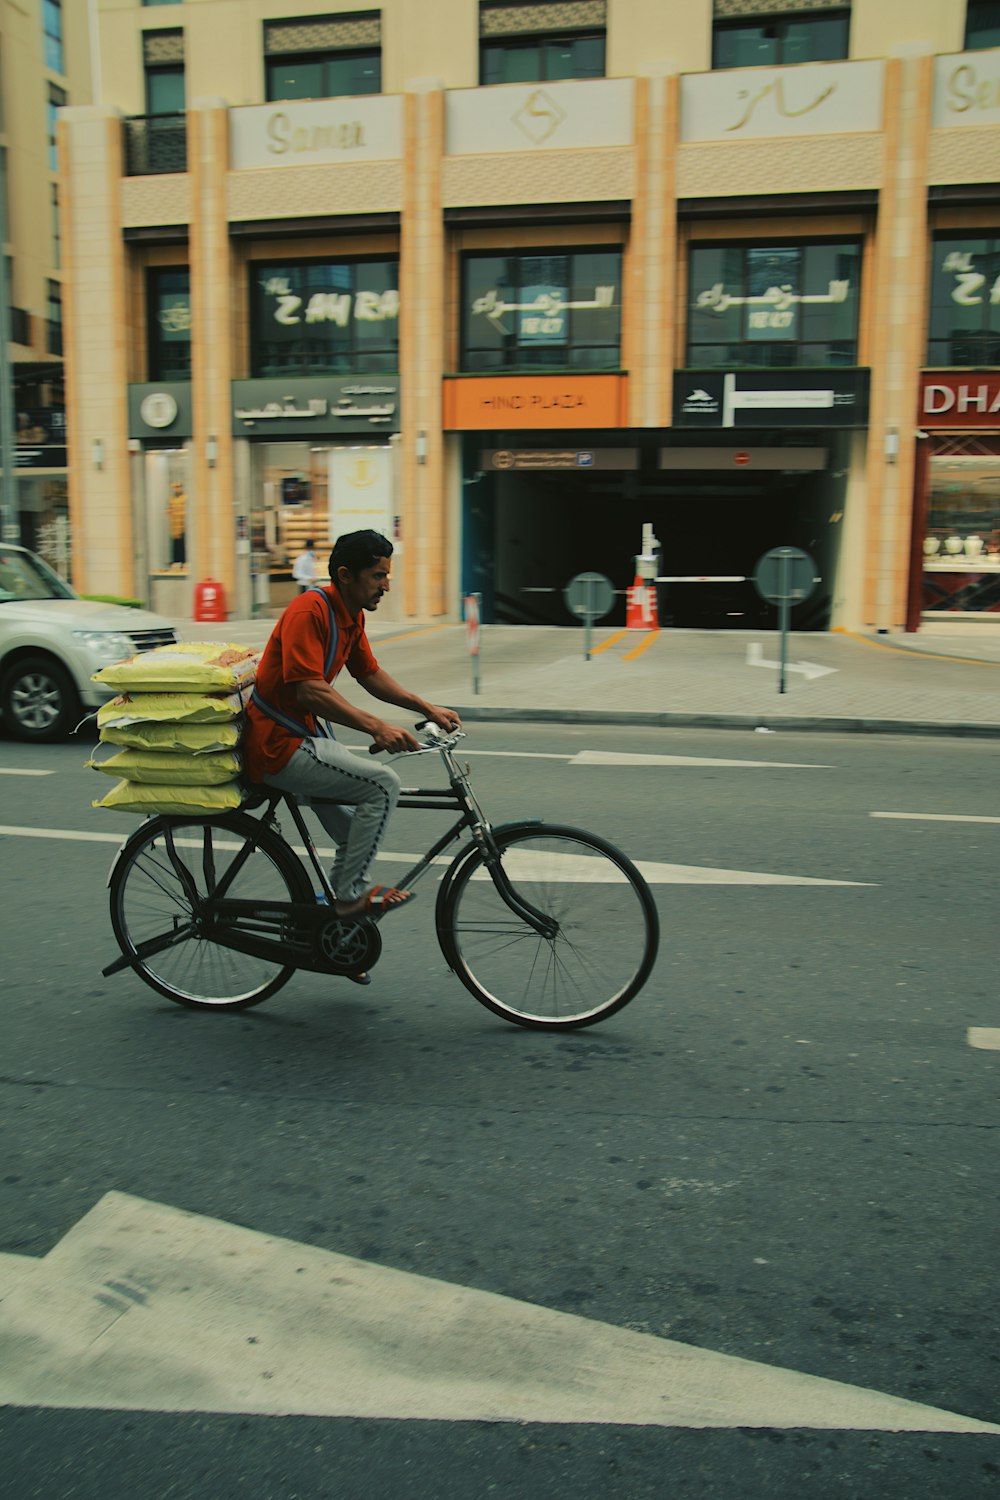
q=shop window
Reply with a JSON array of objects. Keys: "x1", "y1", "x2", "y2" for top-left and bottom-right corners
[
  {"x1": 686, "y1": 241, "x2": 861, "y2": 369},
  {"x1": 928, "y1": 236, "x2": 1000, "y2": 367},
  {"x1": 43, "y1": 0, "x2": 64, "y2": 74},
  {"x1": 965, "y1": 0, "x2": 1000, "y2": 50},
  {"x1": 264, "y1": 14, "x2": 381, "y2": 100},
  {"x1": 145, "y1": 450, "x2": 190, "y2": 577},
  {"x1": 147, "y1": 267, "x2": 191, "y2": 380},
  {"x1": 712, "y1": 9, "x2": 850, "y2": 69},
  {"x1": 480, "y1": 1, "x2": 605, "y2": 84},
  {"x1": 250, "y1": 258, "x2": 398, "y2": 376},
  {"x1": 922, "y1": 452, "x2": 1000, "y2": 615},
  {"x1": 461, "y1": 249, "x2": 622, "y2": 371}
]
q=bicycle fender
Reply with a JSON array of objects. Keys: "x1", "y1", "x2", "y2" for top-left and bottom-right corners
[{"x1": 433, "y1": 819, "x2": 545, "y2": 938}]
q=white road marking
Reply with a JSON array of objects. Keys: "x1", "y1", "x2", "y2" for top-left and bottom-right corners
[
  {"x1": 0, "y1": 828, "x2": 869, "y2": 882},
  {"x1": 871, "y1": 812, "x2": 1000, "y2": 825},
  {"x1": 968, "y1": 1028, "x2": 1000, "y2": 1051},
  {"x1": 747, "y1": 642, "x2": 837, "y2": 680},
  {"x1": 570, "y1": 751, "x2": 833, "y2": 769},
  {"x1": 0, "y1": 1253, "x2": 37, "y2": 1302},
  {"x1": 0, "y1": 1192, "x2": 995, "y2": 1433},
  {"x1": 0, "y1": 825, "x2": 872, "y2": 887},
  {"x1": 0, "y1": 768, "x2": 54, "y2": 776}
]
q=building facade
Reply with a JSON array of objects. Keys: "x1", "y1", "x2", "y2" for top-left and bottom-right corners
[
  {"x1": 55, "y1": 0, "x2": 1000, "y2": 630},
  {"x1": 0, "y1": 0, "x2": 91, "y2": 570}
]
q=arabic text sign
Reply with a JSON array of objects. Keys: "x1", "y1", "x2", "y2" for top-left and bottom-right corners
[
  {"x1": 232, "y1": 377, "x2": 401, "y2": 438},
  {"x1": 933, "y1": 51, "x2": 1000, "y2": 128},
  {"x1": 680, "y1": 60, "x2": 884, "y2": 143},
  {"x1": 445, "y1": 78, "x2": 633, "y2": 155},
  {"x1": 672, "y1": 369, "x2": 870, "y2": 429},
  {"x1": 229, "y1": 96, "x2": 403, "y2": 170}
]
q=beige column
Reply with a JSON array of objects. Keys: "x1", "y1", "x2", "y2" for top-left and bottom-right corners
[
  {"x1": 400, "y1": 84, "x2": 447, "y2": 619},
  {"x1": 188, "y1": 100, "x2": 235, "y2": 610},
  {"x1": 58, "y1": 106, "x2": 131, "y2": 597},
  {"x1": 863, "y1": 52, "x2": 934, "y2": 630},
  {"x1": 626, "y1": 69, "x2": 678, "y2": 431}
]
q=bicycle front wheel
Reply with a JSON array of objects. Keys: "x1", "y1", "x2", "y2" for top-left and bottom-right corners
[
  {"x1": 110, "y1": 813, "x2": 312, "y2": 1010},
  {"x1": 438, "y1": 823, "x2": 659, "y2": 1029}
]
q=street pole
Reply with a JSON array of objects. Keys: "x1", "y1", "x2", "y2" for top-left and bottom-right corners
[
  {"x1": 0, "y1": 145, "x2": 19, "y2": 542},
  {"x1": 778, "y1": 550, "x2": 789, "y2": 695}
]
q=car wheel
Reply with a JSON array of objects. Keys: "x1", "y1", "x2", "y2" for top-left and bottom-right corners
[{"x1": 1, "y1": 654, "x2": 81, "y2": 742}]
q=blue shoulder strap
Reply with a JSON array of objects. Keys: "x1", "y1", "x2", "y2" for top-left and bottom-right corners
[{"x1": 251, "y1": 585, "x2": 340, "y2": 741}]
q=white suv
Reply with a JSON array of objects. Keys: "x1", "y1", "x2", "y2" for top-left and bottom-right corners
[{"x1": 0, "y1": 543, "x2": 178, "y2": 743}]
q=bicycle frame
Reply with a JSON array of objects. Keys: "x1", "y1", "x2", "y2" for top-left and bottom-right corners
[{"x1": 103, "y1": 734, "x2": 556, "y2": 984}]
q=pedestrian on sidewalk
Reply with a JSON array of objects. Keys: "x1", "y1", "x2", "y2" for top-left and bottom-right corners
[{"x1": 292, "y1": 538, "x2": 319, "y2": 593}]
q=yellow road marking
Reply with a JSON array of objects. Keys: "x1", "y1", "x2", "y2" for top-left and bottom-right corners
[
  {"x1": 833, "y1": 626, "x2": 1000, "y2": 668},
  {"x1": 374, "y1": 622, "x2": 457, "y2": 644},
  {"x1": 622, "y1": 629, "x2": 661, "y2": 662},
  {"x1": 589, "y1": 629, "x2": 629, "y2": 656}
]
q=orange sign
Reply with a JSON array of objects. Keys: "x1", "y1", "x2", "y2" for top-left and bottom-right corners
[{"x1": 443, "y1": 374, "x2": 627, "y2": 431}]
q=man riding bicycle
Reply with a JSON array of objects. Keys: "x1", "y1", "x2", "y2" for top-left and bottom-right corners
[{"x1": 244, "y1": 529, "x2": 460, "y2": 956}]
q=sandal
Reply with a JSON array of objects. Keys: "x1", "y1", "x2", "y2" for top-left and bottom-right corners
[
  {"x1": 344, "y1": 971, "x2": 372, "y2": 986},
  {"x1": 364, "y1": 885, "x2": 416, "y2": 917}
]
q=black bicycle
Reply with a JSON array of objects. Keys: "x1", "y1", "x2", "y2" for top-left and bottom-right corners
[{"x1": 102, "y1": 723, "x2": 659, "y2": 1030}]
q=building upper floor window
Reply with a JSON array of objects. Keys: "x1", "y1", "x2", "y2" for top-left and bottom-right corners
[
  {"x1": 46, "y1": 280, "x2": 62, "y2": 356},
  {"x1": 686, "y1": 241, "x2": 861, "y2": 368},
  {"x1": 43, "y1": 0, "x2": 64, "y2": 74},
  {"x1": 47, "y1": 83, "x2": 66, "y2": 171},
  {"x1": 480, "y1": 1, "x2": 606, "y2": 85},
  {"x1": 712, "y1": 4, "x2": 850, "y2": 70},
  {"x1": 462, "y1": 248, "x2": 622, "y2": 371},
  {"x1": 144, "y1": 30, "x2": 185, "y2": 113},
  {"x1": 965, "y1": 0, "x2": 1000, "y2": 50},
  {"x1": 251, "y1": 258, "x2": 398, "y2": 376},
  {"x1": 148, "y1": 267, "x2": 191, "y2": 380},
  {"x1": 927, "y1": 236, "x2": 1000, "y2": 367},
  {"x1": 264, "y1": 13, "x2": 381, "y2": 100}
]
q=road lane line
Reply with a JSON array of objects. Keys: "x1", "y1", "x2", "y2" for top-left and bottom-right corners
[
  {"x1": 0, "y1": 768, "x2": 54, "y2": 777},
  {"x1": 968, "y1": 1028, "x2": 1000, "y2": 1050},
  {"x1": 0, "y1": 825, "x2": 872, "y2": 885},
  {"x1": 871, "y1": 812, "x2": 1000, "y2": 825},
  {"x1": 1, "y1": 1191, "x2": 995, "y2": 1432},
  {"x1": 571, "y1": 751, "x2": 833, "y2": 769}
]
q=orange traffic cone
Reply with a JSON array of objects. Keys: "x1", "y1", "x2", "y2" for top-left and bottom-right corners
[{"x1": 625, "y1": 574, "x2": 658, "y2": 630}]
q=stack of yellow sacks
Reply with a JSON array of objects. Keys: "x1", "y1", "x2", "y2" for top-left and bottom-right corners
[{"x1": 88, "y1": 642, "x2": 260, "y2": 814}]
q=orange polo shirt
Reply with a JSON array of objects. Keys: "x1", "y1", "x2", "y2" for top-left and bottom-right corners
[{"x1": 244, "y1": 586, "x2": 379, "y2": 783}]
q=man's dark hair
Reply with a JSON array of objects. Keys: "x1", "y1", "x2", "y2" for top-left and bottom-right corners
[{"x1": 329, "y1": 529, "x2": 393, "y2": 580}]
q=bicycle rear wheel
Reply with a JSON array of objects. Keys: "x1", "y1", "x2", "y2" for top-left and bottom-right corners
[
  {"x1": 110, "y1": 813, "x2": 312, "y2": 1010},
  {"x1": 437, "y1": 823, "x2": 659, "y2": 1029}
]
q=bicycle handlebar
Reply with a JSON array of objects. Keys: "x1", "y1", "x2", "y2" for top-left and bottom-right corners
[{"x1": 368, "y1": 720, "x2": 465, "y2": 755}]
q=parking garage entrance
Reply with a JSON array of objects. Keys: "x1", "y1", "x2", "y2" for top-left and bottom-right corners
[{"x1": 460, "y1": 433, "x2": 852, "y2": 630}]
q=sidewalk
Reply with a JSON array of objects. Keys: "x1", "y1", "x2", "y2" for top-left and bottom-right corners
[{"x1": 177, "y1": 616, "x2": 1000, "y2": 737}]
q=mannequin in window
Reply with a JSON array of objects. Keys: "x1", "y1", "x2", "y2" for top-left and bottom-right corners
[{"x1": 167, "y1": 481, "x2": 187, "y2": 568}]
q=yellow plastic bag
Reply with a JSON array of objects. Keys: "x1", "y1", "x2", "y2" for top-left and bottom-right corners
[
  {"x1": 92, "y1": 642, "x2": 259, "y2": 693},
  {"x1": 97, "y1": 691, "x2": 245, "y2": 729},
  {"x1": 92, "y1": 779, "x2": 244, "y2": 815},
  {"x1": 98, "y1": 720, "x2": 242, "y2": 753},
  {"x1": 88, "y1": 748, "x2": 242, "y2": 785}
]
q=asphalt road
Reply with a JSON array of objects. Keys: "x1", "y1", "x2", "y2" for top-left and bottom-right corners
[{"x1": 1, "y1": 722, "x2": 998, "y2": 1498}]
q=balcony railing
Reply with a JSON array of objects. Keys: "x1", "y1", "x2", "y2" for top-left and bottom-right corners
[{"x1": 123, "y1": 113, "x2": 187, "y2": 176}]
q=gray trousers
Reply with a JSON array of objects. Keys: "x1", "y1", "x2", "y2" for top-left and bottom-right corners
[{"x1": 263, "y1": 736, "x2": 401, "y2": 902}]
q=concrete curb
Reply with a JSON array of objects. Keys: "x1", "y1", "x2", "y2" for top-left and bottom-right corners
[{"x1": 448, "y1": 705, "x2": 1000, "y2": 738}]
